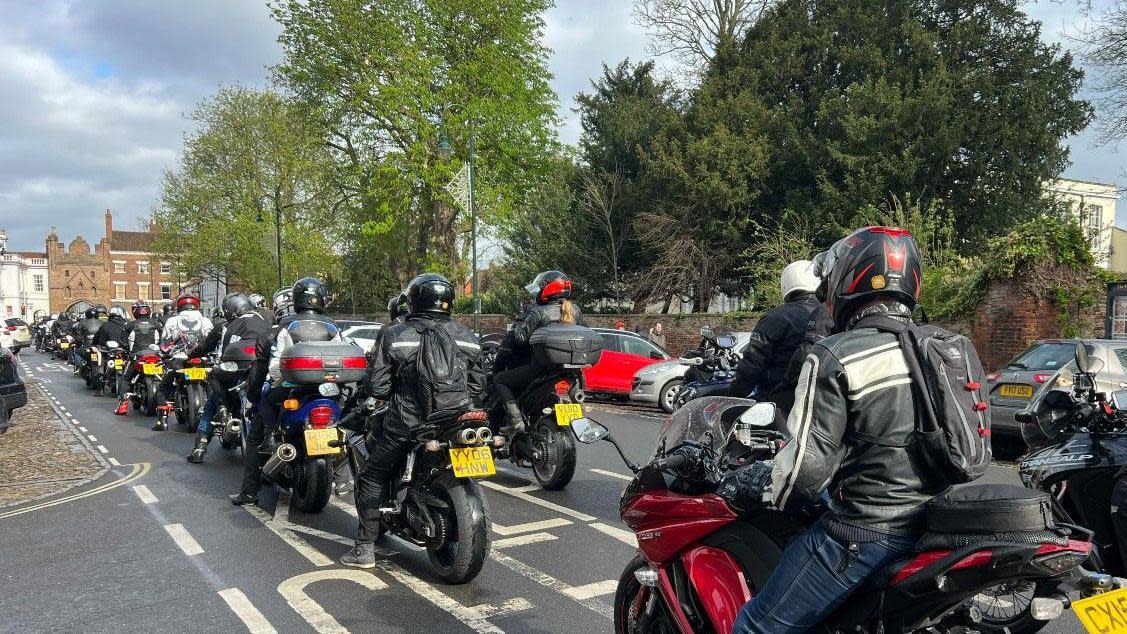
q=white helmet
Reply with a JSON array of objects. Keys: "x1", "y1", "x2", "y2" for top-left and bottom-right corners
[{"x1": 780, "y1": 260, "x2": 820, "y2": 300}]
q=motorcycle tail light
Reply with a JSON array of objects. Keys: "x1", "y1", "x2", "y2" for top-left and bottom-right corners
[
  {"x1": 283, "y1": 399, "x2": 301, "y2": 410},
  {"x1": 282, "y1": 357, "x2": 323, "y2": 371},
  {"x1": 4, "y1": 326, "x2": 15, "y2": 332},
  {"x1": 1034, "y1": 373, "x2": 1052, "y2": 384},
  {"x1": 190, "y1": 357, "x2": 202, "y2": 364},
  {"x1": 554, "y1": 380, "x2": 571, "y2": 395},
  {"x1": 308, "y1": 405, "x2": 334, "y2": 428},
  {"x1": 1033, "y1": 540, "x2": 1092, "y2": 575},
  {"x1": 242, "y1": 346, "x2": 256, "y2": 355},
  {"x1": 343, "y1": 356, "x2": 367, "y2": 369}
]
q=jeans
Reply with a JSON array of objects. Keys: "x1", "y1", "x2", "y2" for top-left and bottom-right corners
[
  {"x1": 197, "y1": 389, "x2": 219, "y2": 436},
  {"x1": 732, "y1": 519, "x2": 916, "y2": 634}
]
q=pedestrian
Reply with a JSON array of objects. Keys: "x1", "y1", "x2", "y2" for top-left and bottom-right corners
[
  {"x1": 615, "y1": 320, "x2": 625, "y2": 330},
  {"x1": 647, "y1": 321, "x2": 667, "y2": 350}
]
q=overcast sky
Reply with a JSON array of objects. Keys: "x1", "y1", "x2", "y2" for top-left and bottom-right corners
[{"x1": 0, "y1": 0, "x2": 1121, "y2": 251}]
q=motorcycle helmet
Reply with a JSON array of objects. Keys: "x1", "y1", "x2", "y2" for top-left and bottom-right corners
[
  {"x1": 525, "y1": 270, "x2": 572, "y2": 305},
  {"x1": 407, "y1": 273, "x2": 455, "y2": 315},
  {"x1": 84, "y1": 308, "x2": 97, "y2": 319},
  {"x1": 161, "y1": 304, "x2": 175, "y2": 317},
  {"x1": 131, "y1": 301, "x2": 152, "y2": 319},
  {"x1": 817, "y1": 226, "x2": 922, "y2": 330},
  {"x1": 222, "y1": 292, "x2": 253, "y2": 319},
  {"x1": 175, "y1": 292, "x2": 201, "y2": 313},
  {"x1": 292, "y1": 277, "x2": 329, "y2": 314},
  {"x1": 109, "y1": 306, "x2": 126, "y2": 320},
  {"x1": 780, "y1": 260, "x2": 820, "y2": 301},
  {"x1": 248, "y1": 293, "x2": 266, "y2": 309},
  {"x1": 387, "y1": 291, "x2": 409, "y2": 322},
  {"x1": 272, "y1": 288, "x2": 294, "y2": 320},
  {"x1": 94, "y1": 305, "x2": 109, "y2": 321}
]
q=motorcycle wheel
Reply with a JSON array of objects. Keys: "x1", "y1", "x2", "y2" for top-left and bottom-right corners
[
  {"x1": 614, "y1": 554, "x2": 678, "y2": 634},
  {"x1": 659, "y1": 379, "x2": 682, "y2": 414},
  {"x1": 292, "y1": 458, "x2": 332, "y2": 513},
  {"x1": 176, "y1": 383, "x2": 203, "y2": 430},
  {"x1": 970, "y1": 580, "x2": 1049, "y2": 634},
  {"x1": 426, "y1": 471, "x2": 489, "y2": 584},
  {"x1": 531, "y1": 419, "x2": 576, "y2": 491},
  {"x1": 143, "y1": 379, "x2": 158, "y2": 416}
]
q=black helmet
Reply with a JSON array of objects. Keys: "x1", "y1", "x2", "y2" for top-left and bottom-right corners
[
  {"x1": 222, "y1": 292, "x2": 253, "y2": 319},
  {"x1": 816, "y1": 226, "x2": 922, "y2": 330},
  {"x1": 526, "y1": 270, "x2": 572, "y2": 305},
  {"x1": 94, "y1": 304, "x2": 109, "y2": 320},
  {"x1": 162, "y1": 304, "x2": 175, "y2": 317},
  {"x1": 292, "y1": 277, "x2": 328, "y2": 314},
  {"x1": 407, "y1": 273, "x2": 455, "y2": 315},
  {"x1": 84, "y1": 308, "x2": 97, "y2": 319},
  {"x1": 387, "y1": 291, "x2": 409, "y2": 322},
  {"x1": 131, "y1": 301, "x2": 152, "y2": 319}
]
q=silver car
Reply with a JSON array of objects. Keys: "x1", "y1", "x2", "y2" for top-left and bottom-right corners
[
  {"x1": 989, "y1": 338, "x2": 1127, "y2": 437},
  {"x1": 631, "y1": 333, "x2": 750, "y2": 412}
]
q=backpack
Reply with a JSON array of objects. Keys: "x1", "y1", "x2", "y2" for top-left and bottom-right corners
[
  {"x1": 862, "y1": 316, "x2": 991, "y2": 486},
  {"x1": 412, "y1": 321, "x2": 472, "y2": 425}
]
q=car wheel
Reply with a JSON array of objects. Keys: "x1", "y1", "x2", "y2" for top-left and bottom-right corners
[{"x1": 659, "y1": 379, "x2": 682, "y2": 414}]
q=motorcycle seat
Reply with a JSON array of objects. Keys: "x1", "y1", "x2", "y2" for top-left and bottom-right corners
[
  {"x1": 915, "y1": 527, "x2": 1069, "y2": 551},
  {"x1": 458, "y1": 410, "x2": 488, "y2": 422}
]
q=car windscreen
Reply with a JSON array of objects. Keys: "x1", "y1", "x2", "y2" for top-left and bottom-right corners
[
  {"x1": 4, "y1": 318, "x2": 26, "y2": 327},
  {"x1": 1003, "y1": 342, "x2": 1094, "y2": 371}
]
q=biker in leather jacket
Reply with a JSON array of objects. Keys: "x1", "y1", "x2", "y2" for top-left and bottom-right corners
[
  {"x1": 153, "y1": 294, "x2": 213, "y2": 431},
  {"x1": 115, "y1": 302, "x2": 161, "y2": 414}
]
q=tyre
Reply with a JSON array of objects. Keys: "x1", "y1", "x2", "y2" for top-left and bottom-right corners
[
  {"x1": 614, "y1": 555, "x2": 678, "y2": 634},
  {"x1": 531, "y1": 418, "x2": 577, "y2": 490},
  {"x1": 970, "y1": 580, "x2": 1050, "y2": 634},
  {"x1": 426, "y1": 472, "x2": 490, "y2": 584},
  {"x1": 143, "y1": 379, "x2": 158, "y2": 416},
  {"x1": 292, "y1": 458, "x2": 332, "y2": 513},
  {"x1": 176, "y1": 383, "x2": 203, "y2": 430},
  {"x1": 658, "y1": 379, "x2": 682, "y2": 414}
]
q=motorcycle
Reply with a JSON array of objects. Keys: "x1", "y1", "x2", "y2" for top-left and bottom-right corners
[
  {"x1": 51, "y1": 334, "x2": 73, "y2": 361},
  {"x1": 339, "y1": 398, "x2": 498, "y2": 584},
  {"x1": 156, "y1": 349, "x2": 212, "y2": 431},
  {"x1": 81, "y1": 340, "x2": 101, "y2": 389},
  {"x1": 672, "y1": 326, "x2": 740, "y2": 410},
  {"x1": 123, "y1": 345, "x2": 164, "y2": 416},
  {"x1": 487, "y1": 323, "x2": 603, "y2": 490},
  {"x1": 211, "y1": 340, "x2": 260, "y2": 450},
  {"x1": 95, "y1": 341, "x2": 126, "y2": 397},
  {"x1": 571, "y1": 399, "x2": 1111, "y2": 633}
]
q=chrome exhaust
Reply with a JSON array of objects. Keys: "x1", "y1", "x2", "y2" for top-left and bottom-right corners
[
  {"x1": 262, "y1": 443, "x2": 298, "y2": 478},
  {"x1": 476, "y1": 427, "x2": 493, "y2": 444},
  {"x1": 458, "y1": 428, "x2": 479, "y2": 445}
]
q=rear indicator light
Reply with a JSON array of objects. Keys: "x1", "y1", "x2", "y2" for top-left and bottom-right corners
[
  {"x1": 342, "y1": 357, "x2": 367, "y2": 369},
  {"x1": 554, "y1": 380, "x2": 571, "y2": 395},
  {"x1": 308, "y1": 406, "x2": 334, "y2": 428},
  {"x1": 283, "y1": 399, "x2": 300, "y2": 410},
  {"x1": 282, "y1": 357, "x2": 324, "y2": 371},
  {"x1": 1034, "y1": 373, "x2": 1052, "y2": 384}
]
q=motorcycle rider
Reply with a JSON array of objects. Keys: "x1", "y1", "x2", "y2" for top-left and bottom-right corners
[
  {"x1": 232, "y1": 278, "x2": 339, "y2": 505},
  {"x1": 186, "y1": 292, "x2": 270, "y2": 464},
  {"x1": 489, "y1": 270, "x2": 585, "y2": 431},
  {"x1": 50, "y1": 312, "x2": 75, "y2": 356},
  {"x1": 724, "y1": 227, "x2": 939, "y2": 633},
  {"x1": 114, "y1": 301, "x2": 161, "y2": 415},
  {"x1": 73, "y1": 306, "x2": 107, "y2": 375},
  {"x1": 728, "y1": 260, "x2": 824, "y2": 417},
  {"x1": 248, "y1": 293, "x2": 271, "y2": 323},
  {"x1": 341, "y1": 273, "x2": 486, "y2": 568},
  {"x1": 94, "y1": 306, "x2": 129, "y2": 349},
  {"x1": 156, "y1": 303, "x2": 175, "y2": 330},
  {"x1": 153, "y1": 293, "x2": 212, "y2": 431}
]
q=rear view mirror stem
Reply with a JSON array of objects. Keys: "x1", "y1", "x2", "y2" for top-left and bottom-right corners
[{"x1": 605, "y1": 434, "x2": 641, "y2": 473}]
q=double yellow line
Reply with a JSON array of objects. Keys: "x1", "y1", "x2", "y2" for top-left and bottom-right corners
[{"x1": 0, "y1": 462, "x2": 150, "y2": 520}]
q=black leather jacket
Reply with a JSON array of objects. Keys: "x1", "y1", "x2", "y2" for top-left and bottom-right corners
[
  {"x1": 363, "y1": 313, "x2": 485, "y2": 435},
  {"x1": 51, "y1": 319, "x2": 75, "y2": 338},
  {"x1": 728, "y1": 293, "x2": 822, "y2": 412},
  {"x1": 493, "y1": 301, "x2": 586, "y2": 374},
  {"x1": 74, "y1": 318, "x2": 104, "y2": 345},
  {"x1": 125, "y1": 318, "x2": 160, "y2": 353},
  {"x1": 189, "y1": 312, "x2": 270, "y2": 359},
  {"x1": 93, "y1": 316, "x2": 128, "y2": 348}
]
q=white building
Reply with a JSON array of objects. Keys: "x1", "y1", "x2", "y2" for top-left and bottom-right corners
[
  {"x1": 0, "y1": 228, "x2": 50, "y2": 319},
  {"x1": 1047, "y1": 178, "x2": 1121, "y2": 268}
]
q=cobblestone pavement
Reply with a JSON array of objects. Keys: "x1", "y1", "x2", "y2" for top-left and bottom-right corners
[{"x1": 0, "y1": 382, "x2": 104, "y2": 506}]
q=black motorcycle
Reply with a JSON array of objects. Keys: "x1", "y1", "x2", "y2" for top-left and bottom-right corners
[
  {"x1": 211, "y1": 339, "x2": 259, "y2": 450},
  {"x1": 672, "y1": 326, "x2": 739, "y2": 410},
  {"x1": 155, "y1": 349, "x2": 212, "y2": 431}
]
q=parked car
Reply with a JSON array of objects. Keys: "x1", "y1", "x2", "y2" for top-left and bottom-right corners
[
  {"x1": 988, "y1": 338, "x2": 1127, "y2": 437},
  {"x1": 631, "y1": 332, "x2": 751, "y2": 412},
  {"x1": 0, "y1": 318, "x2": 31, "y2": 354},
  {"x1": 0, "y1": 345, "x2": 26, "y2": 433},
  {"x1": 341, "y1": 323, "x2": 383, "y2": 354},
  {"x1": 582, "y1": 328, "x2": 670, "y2": 396}
]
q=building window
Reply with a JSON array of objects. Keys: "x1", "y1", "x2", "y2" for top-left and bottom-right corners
[
  {"x1": 33, "y1": 275, "x2": 44, "y2": 292},
  {"x1": 114, "y1": 283, "x2": 126, "y2": 300},
  {"x1": 138, "y1": 284, "x2": 150, "y2": 301},
  {"x1": 160, "y1": 262, "x2": 171, "y2": 275},
  {"x1": 64, "y1": 287, "x2": 71, "y2": 299},
  {"x1": 113, "y1": 261, "x2": 125, "y2": 274},
  {"x1": 1085, "y1": 204, "x2": 1104, "y2": 233},
  {"x1": 160, "y1": 284, "x2": 172, "y2": 300},
  {"x1": 138, "y1": 261, "x2": 150, "y2": 275}
]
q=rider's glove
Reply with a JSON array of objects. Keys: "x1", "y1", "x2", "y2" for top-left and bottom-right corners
[{"x1": 717, "y1": 460, "x2": 774, "y2": 516}]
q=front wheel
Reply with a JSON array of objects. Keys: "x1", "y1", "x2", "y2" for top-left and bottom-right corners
[
  {"x1": 531, "y1": 418, "x2": 576, "y2": 491},
  {"x1": 614, "y1": 555, "x2": 678, "y2": 634},
  {"x1": 292, "y1": 457, "x2": 332, "y2": 513},
  {"x1": 658, "y1": 379, "x2": 682, "y2": 414},
  {"x1": 426, "y1": 472, "x2": 490, "y2": 584}
]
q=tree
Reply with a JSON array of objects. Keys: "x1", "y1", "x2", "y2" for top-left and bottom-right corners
[
  {"x1": 633, "y1": 0, "x2": 777, "y2": 72},
  {"x1": 1080, "y1": 1, "x2": 1127, "y2": 145},
  {"x1": 151, "y1": 87, "x2": 341, "y2": 295},
  {"x1": 271, "y1": 0, "x2": 559, "y2": 294}
]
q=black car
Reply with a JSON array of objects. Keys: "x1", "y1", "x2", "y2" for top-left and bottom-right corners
[{"x1": 0, "y1": 345, "x2": 27, "y2": 433}]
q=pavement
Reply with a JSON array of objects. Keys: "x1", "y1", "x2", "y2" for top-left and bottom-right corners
[{"x1": 0, "y1": 350, "x2": 1084, "y2": 633}]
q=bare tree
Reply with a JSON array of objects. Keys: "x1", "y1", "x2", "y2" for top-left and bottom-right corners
[
  {"x1": 1079, "y1": 1, "x2": 1127, "y2": 145},
  {"x1": 633, "y1": 0, "x2": 776, "y2": 70},
  {"x1": 576, "y1": 170, "x2": 630, "y2": 304}
]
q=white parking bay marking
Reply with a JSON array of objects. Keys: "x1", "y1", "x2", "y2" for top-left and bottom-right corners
[
  {"x1": 78, "y1": 426, "x2": 87, "y2": 432},
  {"x1": 590, "y1": 468, "x2": 632, "y2": 481},
  {"x1": 492, "y1": 518, "x2": 573, "y2": 536},
  {"x1": 490, "y1": 548, "x2": 614, "y2": 620},
  {"x1": 241, "y1": 502, "x2": 333, "y2": 567},
  {"x1": 479, "y1": 480, "x2": 595, "y2": 521},
  {"x1": 87, "y1": 434, "x2": 97, "y2": 442},
  {"x1": 164, "y1": 523, "x2": 204, "y2": 556},
  {"x1": 279, "y1": 569, "x2": 389, "y2": 634},
  {"x1": 108, "y1": 457, "x2": 121, "y2": 467},
  {"x1": 96, "y1": 445, "x2": 108, "y2": 454},
  {"x1": 132, "y1": 485, "x2": 158, "y2": 504},
  {"x1": 563, "y1": 580, "x2": 618, "y2": 601},
  {"x1": 219, "y1": 588, "x2": 277, "y2": 634},
  {"x1": 589, "y1": 522, "x2": 637, "y2": 546},
  {"x1": 492, "y1": 532, "x2": 558, "y2": 549}
]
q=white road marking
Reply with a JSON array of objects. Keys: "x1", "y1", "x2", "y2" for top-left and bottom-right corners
[
  {"x1": 492, "y1": 532, "x2": 558, "y2": 549},
  {"x1": 492, "y1": 518, "x2": 573, "y2": 536},
  {"x1": 132, "y1": 485, "x2": 158, "y2": 504},
  {"x1": 96, "y1": 445, "x2": 108, "y2": 454},
  {"x1": 480, "y1": 480, "x2": 596, "y2": 521},
  {"x1": 164, "y1": 523, "x2": 204, "y2": 556},
  {"x1": 279, "y1": 569, "x2": 388, "y2": 633},
  {"x1": 590, "y1": 468, "x2": 632, "y2": 481},
  {"x1": 563, "y1": 580, "x2": 618, "y2": 601},
  {"x1": 589, "y1": 522, "x2": 637, "y2": 546},
  {"x1": 241, "y1": 502, "x2": 333, "y2": 567},
  {"x1": 218, "y1": 588, "x2": 277, "y2": 634},
  {"x1": 490, "y1": 548, "x2": 613, "y2": 620},
  {"x1": 78, "y1": 426, "x2": 87, "y2": 432},
  {"x1": 108, "y1": 457, "x2": 121, "y2": 467},
  {"x1": 87, "y1": 434, "x2": 97, "y2": 442}
]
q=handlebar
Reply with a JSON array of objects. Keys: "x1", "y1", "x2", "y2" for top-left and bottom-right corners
[{"x1": 653, "y1": 452, "x2": 691, "y2": 471}]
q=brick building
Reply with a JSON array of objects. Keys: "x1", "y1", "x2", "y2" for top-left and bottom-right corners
[{"x1": 46, "y1": 210, "x2": 182, "y2": 314}]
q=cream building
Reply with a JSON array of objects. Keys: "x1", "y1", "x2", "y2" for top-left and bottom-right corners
[
  {"x1": 1047, "y1": 178, "x2": 1121, "y2": 268},
  {"x1": 0, "y1": 228, "x2": 50, "y2": 319}
]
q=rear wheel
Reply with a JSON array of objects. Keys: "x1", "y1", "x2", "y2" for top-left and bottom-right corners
[
  {"x1": 143, "y1": 378, "x2": 158, "y2": 416},
  {"x1": 531, "y1": 418, "x2": 576, "y2": 490},
  {"x1": 292, "y1": 458, "x2": 332, "y2": 513},
  {"x1": 970, "y1": 580, "x2": 1049, "y2": 634},
  {"x1": 614, "y1": 555, "x2": 678, "y2": 634},
  {"x1": 176, "y1": 383, "x2": 203, "y2": 430},
  {"x1": 426, "y1": 472, "x2": 490, "y2": 584}
]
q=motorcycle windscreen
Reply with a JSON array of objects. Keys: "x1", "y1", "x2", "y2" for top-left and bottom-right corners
[
  {"x1": 654, "y1": 396, "x2": 758, "y2": 459},
  {"x1": 1019, "y1": 360, "x2": 1088, "y2": 447}
]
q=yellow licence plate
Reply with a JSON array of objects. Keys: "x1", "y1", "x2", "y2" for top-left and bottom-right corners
[
  {"x1": 1000, "y1": 384, "x2": 1034, "y2": 399},
  {"x1": 182, "y1": 367, "x2": 208, "y2": 381},
  {"x1": 1074, "y1": 587, "x2": 1127, "y2": 633},
  {"x1": 142, "y1": 363, "x2": 163, "y2": 375},
  {"x1": 59, "y1": 342, "x2": 70, "y2": 349},
  {"x1": 113, "y1": 360, "x2": 125, "y2": 370},
  {"x1": 449, "y1": 447, "x2": 496, "y2": 478},
  {"x1": 304, "y1": 428, "x2": 341, "y2": 456},
  {"x1": 554, "y1": 403, "x2": 583, "y2": 427}
]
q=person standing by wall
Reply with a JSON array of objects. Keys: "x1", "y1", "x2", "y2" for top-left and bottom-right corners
[{"x1": 648, "y1": 321, "x2": 667, "y2": 350}]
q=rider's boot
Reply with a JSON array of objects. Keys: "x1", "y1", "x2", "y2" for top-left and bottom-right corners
[
  {"x1": 114, "y1": 397, "x2": 130, "y2": 416},
  {"x1": 186, "y1": 432, "x2": 210, "y2": 463},
  {"x1": 153, "y1": 402, "x2": 173, "y2": 431},
  {"x1": 340, "y1": 541, "x2": 376, "y2": 569},
  {"x1": 502, "y1": 399, "x2": 527, "y2": 435}
]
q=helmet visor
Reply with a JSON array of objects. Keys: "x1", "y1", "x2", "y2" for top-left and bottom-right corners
[{"x1": 524, "y1": 282, "x2": 540, "y2": 296}]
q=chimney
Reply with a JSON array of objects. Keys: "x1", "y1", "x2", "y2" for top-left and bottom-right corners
[{"x1": 105, "y1": 209, "x2": 113, "y2": 241}]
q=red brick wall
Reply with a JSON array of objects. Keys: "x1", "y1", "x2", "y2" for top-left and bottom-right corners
[{"x1": 106, "y1": 253, "x2": 180, "y2": 310}]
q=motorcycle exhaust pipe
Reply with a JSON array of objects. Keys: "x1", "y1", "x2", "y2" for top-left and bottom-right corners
[
  {"x1": 458, "y1": 428, "x2": 479, "y2": 445},
  {"x1": 262, "y1": 443, "x2": 298, "y2": 479},
  {"x1": 476, "y1": 427, "x2": 493, "y2": 444}
]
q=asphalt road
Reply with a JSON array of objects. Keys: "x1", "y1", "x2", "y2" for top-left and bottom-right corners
[{"x1": 0, "y1": 350, "x2": 1083, "y2": 633}]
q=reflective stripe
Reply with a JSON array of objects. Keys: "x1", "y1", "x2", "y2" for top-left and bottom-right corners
[
  {"x1": 776, "y1": 354, "x2": 820, "y2": 509},
  {"x1": 457, "y1": 341, "x2": 481, "y2": 350},
  {"x1": 838, "y1": 341, "x2": 898, "y2": 364},
  {"x1": 846, "y1": 376, "x2": 912, "y2": 401},
  {"x1": 390, "y1": 341, "x2": 419, "y2": 348}
]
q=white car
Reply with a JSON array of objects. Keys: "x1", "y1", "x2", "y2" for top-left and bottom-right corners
[
  {"x1": 341, "y1": 323, "x2": 383, "y2": 354},
  {"x1": 0, "y1": 318, "x2": 32, "y2": 354},
  {"x1": 631, "y1": 332, "x2": 751, "y2": 412}
]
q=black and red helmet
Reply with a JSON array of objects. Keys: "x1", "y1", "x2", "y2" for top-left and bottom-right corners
[
  {"x1": 175, "y1": 292, "x2": 201, "y2": 313},
  {"x1": 526, "y1": 270, "x2": 572, "y2": 305},
  {"x1": 131, "y1": 300, "x2": 152, "y2": 319},
  {"x1": 815, "y1": 226, "x2": 921, "y2": 329}
]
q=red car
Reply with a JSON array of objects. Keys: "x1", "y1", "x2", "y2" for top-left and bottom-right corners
[{"x1": 583, "y1": 328, "x2": 669, "y2": 394}]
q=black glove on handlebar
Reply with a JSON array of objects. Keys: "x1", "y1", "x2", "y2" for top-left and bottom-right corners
[{"x1": 717, "y1": 461, "x2": 774, "y2": 515}]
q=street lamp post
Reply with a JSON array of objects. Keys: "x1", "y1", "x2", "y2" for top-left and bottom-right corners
[
  {"x1": 256, "y1": 209, "x2": 283, "y2": 289},
  {"x1": 438, "y1": 121, "x2": 479, "y2": 332}
]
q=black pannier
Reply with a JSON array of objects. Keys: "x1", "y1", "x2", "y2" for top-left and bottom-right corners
[
  {"x1": 280, "y1": 342, "x2": 368, "y2": 385},
  {"x1": 528, "y1": 324, "x2": 604, "y2": 368},
  {"x1": 916, "y1": 484, "x2": 1065, "y2": 550}
]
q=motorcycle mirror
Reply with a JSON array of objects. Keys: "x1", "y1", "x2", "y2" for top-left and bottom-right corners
[
  {"x1": 218, "y1": 361, "x2": 239, "y2": 372},
  {"x1": 716, "y1": 335, "x2": 736, "y2": 349},
  {"x1": 570, "y1": 417, "x2": 609, "y2": 444},
  {"x1": 700, "y1": 326, "x2": 715, "y2": 340},
  {"x1": 1075, "y1": 342, "x2": 1091, "y2": 374},
  {"x1": 738, "y1": 402, "x2": 777, "y2": 428},
  {"x1": 1112, "y1": 390, "x2": 1127, "y2": 412}
]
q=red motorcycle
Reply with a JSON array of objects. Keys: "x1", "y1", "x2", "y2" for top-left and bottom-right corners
[
  {"x1": 570, "y1": 398, "x2": 1119, "y2": 633},
  {"x1": 123, "y1": 344, "x2": 165, "y2": 416}
]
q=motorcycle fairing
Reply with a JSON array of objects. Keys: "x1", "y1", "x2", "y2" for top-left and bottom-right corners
[
  {"x1": 621, "y1": 490, "x2": 740, "y2": 565},
  {"x1": 681, "y1": 545, "x2": 752, "y2": 633}
]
